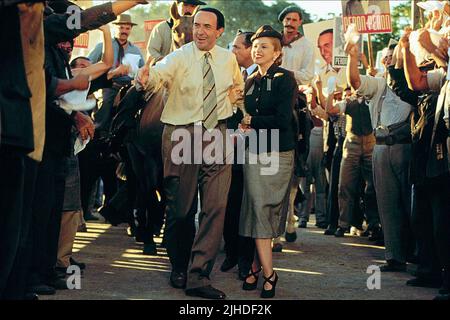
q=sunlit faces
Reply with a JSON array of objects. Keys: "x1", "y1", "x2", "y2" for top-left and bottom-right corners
[
  {"x1": 232, "y1": 34, "x2": 252, "y2": 67},
  {"x1": 193, "y1": 11, "x2": 223, "y2": 51},
  {"x1": 177, "y1": 2, "x2": 197, "y2": 16},
  {"x1": 251, "y1": 37, "x2": 281, "y2": 67},
  {"x1": 318, "y1": 31, "x2": 333, "y2": 65},
  {"x1": 382, "y1": 49, "x2": 394, "y2": 67},
  {"x1": 116, "y1": 24, "x2": 133, "y2": 42},
  {"x1": 282, "y1": 12, "x2": 302, "y2": 34}
]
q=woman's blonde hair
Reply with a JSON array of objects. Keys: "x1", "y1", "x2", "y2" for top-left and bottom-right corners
[{"x1": 269, "y1": 38, "x2": 283, "y2": 66}]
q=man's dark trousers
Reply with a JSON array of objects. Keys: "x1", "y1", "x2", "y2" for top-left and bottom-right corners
[
  {"x1": 0, "y1": 146, "x2": 25, "y2": 298},
  {"x1": 29, "y1": 147, "x2": 67, "y2": 286},
  {"x1": 162, "y1": 123, "x2": 232, "y2": 290}
]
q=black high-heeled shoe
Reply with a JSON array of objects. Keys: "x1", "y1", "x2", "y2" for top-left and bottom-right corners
[
  {"x1": 261, "y1": 271, "x2": 278, "y2": 298},
  {"x1": 242, "y1": 267, "x2": 262, "y2": 291}
]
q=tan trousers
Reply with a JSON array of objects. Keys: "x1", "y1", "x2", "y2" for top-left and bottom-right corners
[{"x1": 57, "y1": 210, "x2": 82, "y2": 268}]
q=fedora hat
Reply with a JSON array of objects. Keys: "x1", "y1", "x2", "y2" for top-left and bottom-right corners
[{"x1": 113, "y1": 14, "x2": 138, "y2": 26}]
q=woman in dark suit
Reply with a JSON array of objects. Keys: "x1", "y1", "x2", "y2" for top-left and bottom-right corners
[{"x1": 239, "y1": 25, "x2": 297, "y2": 298}]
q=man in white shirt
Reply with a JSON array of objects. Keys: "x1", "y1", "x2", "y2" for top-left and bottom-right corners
[
  {"x1": 278, "y1": 6, "x2": 314, "y2": 85},
  {"x1": 137, "y1": 8, "x2": 243, "y2": 300}
]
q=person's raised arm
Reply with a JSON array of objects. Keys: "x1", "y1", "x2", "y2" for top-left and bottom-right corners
[
  {"x1": 326, "y1": 93, "x2": 340, "y2": 116},
  {"x1": 73, "y1": 25, "x2": 113, "y2": 80},
  {"x1": 346, "y1": 41, "x2": 361, "y2": 90},
  {"x1": 111, "y1": 0, "x2": 148, "y2": 17},
  {"x1": 401, "y1": 34, "x2": 429, "y2": 92}
]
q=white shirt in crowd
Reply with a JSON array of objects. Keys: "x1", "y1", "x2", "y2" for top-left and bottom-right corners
[
  {"x1": 356, "y1": 75, "x2": 412, "y2": 129},
  {"x1": 281, "y1": 36, "x2": 315, "y2": 85}
]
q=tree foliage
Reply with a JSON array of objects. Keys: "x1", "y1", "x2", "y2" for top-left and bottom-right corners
[{"x1": 127, "y1": 0, "x2": 311, "y2": 47}]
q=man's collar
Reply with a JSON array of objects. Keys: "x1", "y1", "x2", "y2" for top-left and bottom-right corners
[
  {"x1": 246, "y1": 64, "x2": 257, "y2": 75},
  {"x1": 281, "y1": 31, "x2": 302, "y2": 47},
  {"x1": 193, "y1": 43, "x2": 218, "y2": 62}
]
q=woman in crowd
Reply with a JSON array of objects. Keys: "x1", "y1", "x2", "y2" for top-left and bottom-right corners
[{"x1": 238, "y1": 25, "x2": 297, "y2": 299}]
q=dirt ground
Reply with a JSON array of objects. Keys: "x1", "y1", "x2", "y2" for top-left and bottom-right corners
[{"x1": 41, "y1": 216, "x2": 437, "y2": 300}]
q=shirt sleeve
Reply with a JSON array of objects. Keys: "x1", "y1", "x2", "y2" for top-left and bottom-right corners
[
  {"x1": 144, "y1": 49, "x2": 181, "y2": 93},
  {"x1": 426, "y1": 69, "x2": 445, "y2": 92},
  {"x1": 44, "y1": 2, "x2": 116, "y2": 46},
  {"x1": 231, "y1": 55, "x2": 244, "y2": 92},
  {"x1": 147, "y1": 24, "x2": 165, "y2": 64},
  {"x1": 88, "y1": 43, "x2": 103, "y2": 64},
  {"x1": 293, "y1": 40, "x2": 315, "y2": 85},
  {"x1": 356, "y1": 75, "x2": 385, "y2": 100}
]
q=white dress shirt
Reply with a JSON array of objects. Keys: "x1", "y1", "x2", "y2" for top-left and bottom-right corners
[
  {"x1": 144, "y1": 42, "x2": 244, "y2": 126},
  {"x1": 281, "y1": 36, "x2": 315, "y2": 85}
]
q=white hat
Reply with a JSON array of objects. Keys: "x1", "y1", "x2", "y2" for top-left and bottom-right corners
[{"x1": 417, "y1": 0, "x2": 446, "y2": 12}]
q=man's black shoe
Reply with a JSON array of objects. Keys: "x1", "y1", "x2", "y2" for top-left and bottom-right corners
[
  {"x1": 298, "y1": 221, "x2": 307, "y2": 228},
  {"x1": 143, "y1": 242, "x2": 157, "y2": 255},
  {"x1": 185, "y1": 285, "x2": 226, "y2": 300},
  {"x1": 334, "y1": 227, "x2": 348, "y2": 238},
  {"x1": 406, "y1": 277, "x2": 442, "y2": 288},
  {"x1": 24, "y1": 292, "x2": 39, "y2": 300},
  {"x1": 285, "y1": 231, "x2": 297, "y2": 242},
  {"x1": 368, "y1": 226, "x2": 382, "y2": 242},
  {"x1": 70, "y1": 257, "x2": 86, "y2": 270},
  {"x1": 170, "y1": 271, "x2": 187, "y2": 289},
  {"x1": 28, "y1": 284, "x2": 55, "y2": 295},
  {"x1": 220, "y1": 258, "x2": 237, "y2": 272},
  {"x1": 324, "y1": 226, "x2": 336, "y2": 235},
  {"x1": 49, "y1": 277, "x2": 69, "y2": 290},
  {"x1": 379, "y1": 260, "x2": 406, "y2": 272}
]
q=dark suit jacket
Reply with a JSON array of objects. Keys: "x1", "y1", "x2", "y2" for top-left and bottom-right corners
[
  {"x1": 0, "y1": 5, "x2": 34, "y2": 152},
  {"x1": 244, "y1": 64, "x2": 297, "y2": 153}
]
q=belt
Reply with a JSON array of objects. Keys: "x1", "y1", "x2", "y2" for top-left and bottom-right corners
[
  {"x1": 112, "y1": 81, "x2": 131, "y2": 90},
  {"x1": 192, "y1": 119, "x2": 227, "y2": 127}
]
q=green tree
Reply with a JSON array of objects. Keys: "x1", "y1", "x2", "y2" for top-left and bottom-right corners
[
  {"x1": 370, "y1": 1, "x2": 412, "y2": 56},
  {"x1": 127, "y1": 0, "x2": 312, "y2": 47}
]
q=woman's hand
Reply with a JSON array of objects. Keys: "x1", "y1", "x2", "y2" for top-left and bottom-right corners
[
  {"x1": 241, "y1": 114, "x2": 252, "y2": 127},
  {"x1": 228, "y1": 86, "x2": 244, "y2": 105}
]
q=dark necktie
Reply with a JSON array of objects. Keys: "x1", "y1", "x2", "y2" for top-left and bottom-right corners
[
  {"x1": 242, "y1": 69, "x2": 248, "y2": 81},
  {"x1": 115, "y1": 38, "x2": 126, "y2": 67},
  {"x1": 202, "y1": 52, "x2": 218, "y2": 130}
]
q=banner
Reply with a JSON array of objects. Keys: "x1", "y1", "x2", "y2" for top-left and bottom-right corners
[
  {"x1": 332, "y1": 17, "x2": 363, "y2": 68},
  {"x1": 341, "y1": 0, "x2": 392, "y2": 34},
  {"x1": 74, "y1": 33, "x2": 89, "y2": 49}
]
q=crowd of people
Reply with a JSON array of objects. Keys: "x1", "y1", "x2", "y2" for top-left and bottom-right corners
[{"x1": 0, "y1": 0, "x2": 448, "y2": 301}]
